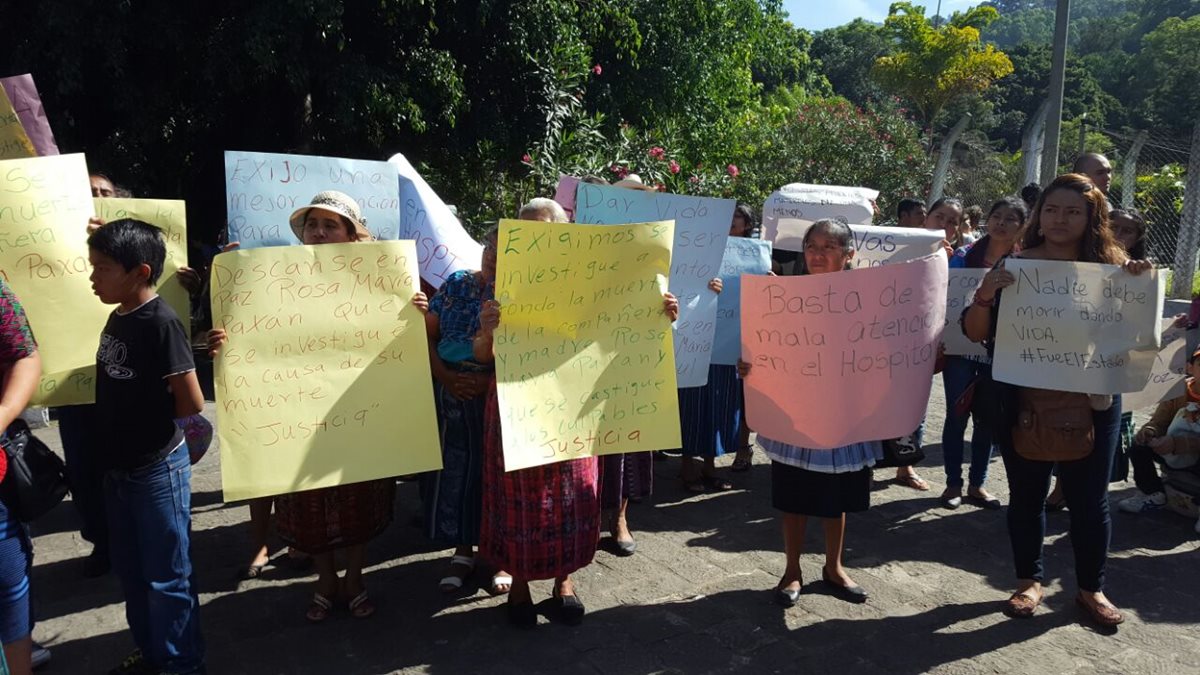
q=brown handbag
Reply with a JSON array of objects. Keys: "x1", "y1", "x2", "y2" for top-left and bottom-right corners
[{"x1": 1011, "y1": 387, "x2": 1095, "y2": 462}]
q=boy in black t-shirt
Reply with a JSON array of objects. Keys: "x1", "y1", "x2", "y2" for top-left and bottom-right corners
[{"x1": 88, "y1": 219, "x2": 206, "y2": 675}]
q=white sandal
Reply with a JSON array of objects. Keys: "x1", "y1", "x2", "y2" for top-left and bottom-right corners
[
  {"x1": 491, "y1": 573, "x2": 513, "y2": 595},
  {"x1": 438, "y1": 554, "x2": 475, "y2": 592}
]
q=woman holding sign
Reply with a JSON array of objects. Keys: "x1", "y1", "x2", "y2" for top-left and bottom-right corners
[
  {"x1": 210, "y1": 191, "x2": 428, "y2": 622},
  {"x1": 678, "y1": 206, "x2": 759, "y2": 490},
  {"x1": 963, "y1": 174, "x2": 1152, "y2": 627},
  {"x1": 473, "y1": 267, "x2": 681, "y2": 629},
  {"x1": 738, "y1": 219, "x2": 878, "y2": 608},
  {"x1": 940, "y1": 196, "x2": 1028, "y2": 509}
]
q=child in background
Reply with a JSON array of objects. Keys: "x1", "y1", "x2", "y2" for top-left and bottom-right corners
[
  {"x1": 88, "y1": 219, "x2": 206, "y2": 675},
  {"x1": 1119, "y1": 348, "x2": 1200, "y2": 534}
]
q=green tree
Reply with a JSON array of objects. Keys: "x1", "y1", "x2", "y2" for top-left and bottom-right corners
[
  {"x1": 587, "y1": 0, "x2": 814, "y2": 163},
  {"x1": 1131, "y1": 14, "x2": 1200, "y2": 135},
  {"x1": 873, "y1": 2, "x2": 1014, "y2": 140},
  {"x1": 982, "y1": 7, "x2": 1054, "y2": 48},
  {"x1": 811, "y1": 19, "x2": 894, "y2": 107},
  {"x1": 986, "y1": 43, "x2": 1120, "y2": 151}
]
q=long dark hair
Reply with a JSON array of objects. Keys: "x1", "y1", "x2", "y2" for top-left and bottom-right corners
[
  {"x1": 798, "y1": 218, "x2": 855, "y2": 274},
  {"x1": 1110, "y1": 208, "x2": 1148, "y2": 261},
  {"x1": 1022, "y1": 174, "x2": 1126, "y2": 264},
  {"x1": 733, "y1": 203, "x2": 757, "y2": 238},
  {"x1": 964, "y1": 196, "x2": 1029, "y2": 268}
]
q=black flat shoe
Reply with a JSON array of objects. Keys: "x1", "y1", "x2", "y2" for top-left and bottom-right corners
[
  {"x1": 613, "y1": 537, "x2": 637, "y2": 557},
  {"x1": 940, "y1": 493, "x2": 962, "y2": 510},
  {"x1": 967, "y1": 494, "x2": 1003, "y2": 510},
  {"x1": 775, "y1": 586, "x2": 800, "y2": 607},
  {"x1": 506, "y1": 600, "x2": 537, "y2": 629},
  {"x1": 822, "y1": 568, "x2": 868, "y2": 604},
  {"x1": 556, "y1": 594, "x2": 585, "y2": 626}
]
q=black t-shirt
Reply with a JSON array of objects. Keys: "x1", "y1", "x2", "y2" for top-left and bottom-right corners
[{"x1": 95, "y1": 296, "x2": 195, "y2": 470}]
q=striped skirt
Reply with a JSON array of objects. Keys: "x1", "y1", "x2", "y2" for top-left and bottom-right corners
[
  {"x1": 480, "y1": 386, "x2": 600, "y2": 580},
  {"x1": 678, "y1": 363, "x2": 742, "y2": 458},
  {"x1": 599, "y1": 452, "x2": 653, "y2": 509},
  {"x1": 420, "y1": 379, "x2": 487, "y2": 546}
]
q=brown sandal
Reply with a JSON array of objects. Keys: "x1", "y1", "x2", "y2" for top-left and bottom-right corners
[
  {"x1": 1003, "y1": 588, "x2": 1043, "y2": 618},
  {"x1": 897, "y1": 474, "x2": 930, "y2": 491},
  {"x1": 1076, "y1": 593, "x2": 1124, "y2": 627}
]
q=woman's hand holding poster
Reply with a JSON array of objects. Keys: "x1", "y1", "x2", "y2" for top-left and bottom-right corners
[{"x1": 993, "y1": 259, "x2": 1165, "y2": 394}]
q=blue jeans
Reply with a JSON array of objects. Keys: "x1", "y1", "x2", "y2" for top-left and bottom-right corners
[
  {"x1": 58, "y1": 404, "x2": 108, "y2": 553},
  {"x1": 1002, "y1": 396, "x2": 1121, "y2": 592},
  {"x1": 105, "y1": 443, "x2": 204, "y2": 674},
  {"x1": 940, "y1": 357, "x2": 994, "y2": 489}
]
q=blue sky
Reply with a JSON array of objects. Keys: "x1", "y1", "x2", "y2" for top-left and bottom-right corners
[{"x1": 782, "y1": 0, "x2": 981, "y2": 31}]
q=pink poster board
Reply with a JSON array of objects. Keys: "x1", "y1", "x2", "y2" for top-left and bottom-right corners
[
  {"x1": 553, "y1": 175, "x2": 580, "y2": 221},
  {"x1": 741, "y1": 254, "x2": 948, "y2": 449},
  {"x1": 0, "y1": 74, "x2": 58, "y2": 156}
]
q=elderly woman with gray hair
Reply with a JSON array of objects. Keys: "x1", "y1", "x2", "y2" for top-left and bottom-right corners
[{"x1": 475, "y1": 198, "x2": 680, "y2": 627}]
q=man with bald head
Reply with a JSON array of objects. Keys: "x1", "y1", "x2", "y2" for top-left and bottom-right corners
[{"x1": 1073, "y1": 152, "x2": 1113, "y2": 195}]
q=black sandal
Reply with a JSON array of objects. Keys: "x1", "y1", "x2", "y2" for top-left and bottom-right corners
[{"x1": 237, "y1": 563, "x2": 266, "y2": 581}]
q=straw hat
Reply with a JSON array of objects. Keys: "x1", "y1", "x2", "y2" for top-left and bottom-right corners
[{"x1": 289, "y1": 191, "x2": 373, "y2": 242}]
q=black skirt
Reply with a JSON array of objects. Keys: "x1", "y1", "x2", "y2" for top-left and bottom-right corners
[{"x1": 770, "y1": 461, "x2": 871, "y2": 518}]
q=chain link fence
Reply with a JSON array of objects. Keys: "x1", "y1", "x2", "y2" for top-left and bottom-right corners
[
  {"x1": 939, "y1": 127, "x2": 1192, "y2": 282},
  {"x1": 1096, "y1": 128, "x2": 1191, "y2": 268},
  {"x1": 944, "y1": 131, "x2": 1024, "y2": 219}
]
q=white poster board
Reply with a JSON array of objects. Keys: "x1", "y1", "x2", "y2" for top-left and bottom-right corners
[
  {"x1": 225, "y1": 151, "x2": 400, "y2": 248},
  {"x1": 388, "y1": 153, "x2": 483, "y2": 288},
  {"x1": 993, "y1": 259, "x2": 1165, "y2": 394},
  {"x1": 944, "y1": 269, "x2": 989, "y2": 357},
  {"x1": 763, "y1": 183, "x2": 878, "y2": 252},
  {"x1": 1123, "y1": 320, "x2": 1189, "y2": 411}
]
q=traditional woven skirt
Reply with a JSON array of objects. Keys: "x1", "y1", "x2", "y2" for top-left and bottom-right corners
[
  {"x1": 479, "y1": 387, "x2": 601, "y2": 580},
  {"x1": 599, "y1": 451, "x2": 653, "y2": 509},
  {"x1": 420, "y1": 378, "x2": 486, "y2": 546},
  {"x1": 679, "y1": 363, "x2": 742, "y2": 458},
  {"x1": 275, "y1": 479, "x2": 395, "y2": 554}
]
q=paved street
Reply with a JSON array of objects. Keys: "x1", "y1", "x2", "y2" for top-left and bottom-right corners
[{"x1": 24, "y1": 378, "x2": 1200, "y2": 675}]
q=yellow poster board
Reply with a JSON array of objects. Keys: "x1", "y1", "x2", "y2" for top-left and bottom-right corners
[
  {"x1": 494, "y1": 219, "x2": 680, "y2": 471},
  {"x1": 93, "y1": 198, "x2": 190, "y2": 339},
  {"x1": 0, "y1": 154, "x2": 106, "y2": 406},
  {"x1": 0, "y1": 87, "x2": 35, "y2": 160},
  {"x1": 211, "y1": 240, "x2": 441, "y2": 500}
]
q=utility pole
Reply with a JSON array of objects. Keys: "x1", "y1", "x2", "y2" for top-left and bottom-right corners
[
  {"x1": 1171, "y1": 121, "x2": 1200, "y2": 299},
  {"x1": 1077, "y1": 112, "x2": 1088, "y2": 157},
  {"x1": 1040, "y1": 0, "x2": 1071, "y2": 185}
]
